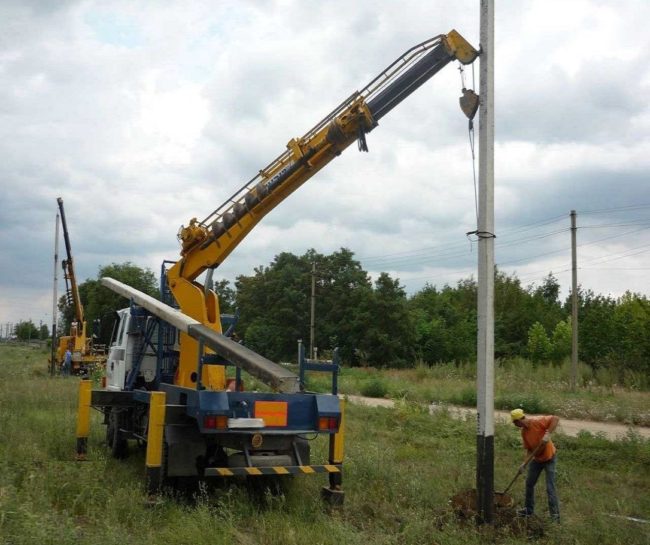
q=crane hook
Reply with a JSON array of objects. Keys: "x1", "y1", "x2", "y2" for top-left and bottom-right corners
[{"x1": 459, "y1": 88, "x2": 479, "y2": 121}]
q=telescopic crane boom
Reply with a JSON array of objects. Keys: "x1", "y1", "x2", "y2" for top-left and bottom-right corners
[
  {"x1": 165, "y1": 30, "x2": 478, "y2": 388},
  {"x1": 58, "y1": 197, "x2": 84, "y2": 328}
]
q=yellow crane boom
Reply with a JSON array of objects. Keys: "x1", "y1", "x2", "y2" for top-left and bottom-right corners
[{"x1": 166, "y1": 30, "x2": 478, "y2": 388}]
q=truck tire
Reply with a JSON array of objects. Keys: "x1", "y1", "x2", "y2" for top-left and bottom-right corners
[
  {"x1": 106, "y1": 412, "x2": 114, "y2": 448},
  {"x1": 109, "y1": 409, "x2": 129, "y2": 459}
]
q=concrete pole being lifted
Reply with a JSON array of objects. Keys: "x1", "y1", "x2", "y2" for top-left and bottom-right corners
[{"x1": 476, "y1": 0, "x2": 495, "y2": 525}]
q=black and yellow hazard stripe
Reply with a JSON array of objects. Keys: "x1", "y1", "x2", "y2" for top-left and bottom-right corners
[{"x1": 204, "y1": 464, "x2": 342, "y2": 477}]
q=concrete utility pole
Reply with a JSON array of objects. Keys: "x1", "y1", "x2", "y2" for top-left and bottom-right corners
[
  {"x1": 51, "y1": 211, "x2": 60, "y2": 376},
  {"x1": 476, "y1": 0, "x2": 495, "y2": 525},
  {"x1": 570, "y1": 210, "x2": 578, "y2": 391},
  {"x1": 310, "y1": 262, "x2": 316, "y2": 359}
]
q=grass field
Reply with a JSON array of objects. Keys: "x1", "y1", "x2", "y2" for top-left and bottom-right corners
[
  {"x1": 1, "y1": 344, "x2": 649, "y2": 545},
  {"x1": 300, "y1": 359, "x2": 650, "y2": 426}
]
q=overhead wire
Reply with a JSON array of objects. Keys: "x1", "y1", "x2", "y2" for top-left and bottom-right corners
[
  {"x1": 499, "y1": 225, "x2": 650, "y2": 283},
  {"x1": 362, "y1": 226, "x2": 570, "y2": 269},
  {"x1": 362, "y1": 221, "x2": 649, "y2": 291},
  {"x1": 579, "y1": 203, "x2": 650, "y2": 215},
  {"x1": 358, "y1": 210, "x2": 570, "y2": 263}
]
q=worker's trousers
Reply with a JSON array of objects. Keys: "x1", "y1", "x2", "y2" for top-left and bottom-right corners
[{"x1": 524, "y1": 454, "x2": 560, "y2": 520}]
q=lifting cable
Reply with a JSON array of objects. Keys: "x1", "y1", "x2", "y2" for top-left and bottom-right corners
[{"x1": 458, "y1": 62, "x2": 495, "y2": 245}]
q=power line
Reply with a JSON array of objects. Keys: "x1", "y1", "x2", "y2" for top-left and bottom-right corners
[
  {"x1": 498, "y1": 227, "x2": 650, "y2": 269},
  {"x1": 496, "y1": 228, "x2": 569, "y2": 248},
  {"x1": 581, "y1": 221, "x2": 650, "y2": 229},
  {"x1": 361, "y1": 226, "x2": 570, "y2": 269},
  {"x1": 579, "y1": 203, "x2": 650, "y2": 215},
  {"x1": 365, "y1": 220, "x2": 650, "y2": 282},
  {"x1": 582, "y1": 244, "x2": 650, "y2": 265},
  {"x1": 358, "y1": 212, "x2": 569, "y2": 263},
  {"x1": 496, "y1": 214, "x2": 567, "y2": 238},
  {"x1": 581, "y1": 267, "x2": 650, "y2": 271},
  {"x1": 359, "y1": 211, "x2": 646, "y2": 268}
]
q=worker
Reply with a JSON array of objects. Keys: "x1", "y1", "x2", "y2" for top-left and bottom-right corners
[
  {"x1": 511, "y1": 408, "x2": 560, "y2": 522},
  {"x1": 62, "y1": 349, "x2": 72, "y2": 377}
]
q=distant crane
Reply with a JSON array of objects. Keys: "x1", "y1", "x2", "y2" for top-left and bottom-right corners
[{"x1": 54, "y1": 197, "x2": 106, "y2": 375}]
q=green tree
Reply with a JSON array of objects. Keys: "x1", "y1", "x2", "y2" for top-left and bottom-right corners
[
  {"x1": 494, "y1": 269, "x2": 538, "y2": 357},
  {"x1": 311, "y1": 248, "x2": 374, "y2": 364},
  {"x1": 213, "y1": 278, "x2": 236, "y2": 314},
  {"x1": 574, "y1": 289, "x2": 616, "y2": 368},
  {"x1": 536, "y1": 273, "x2": 561, "y2": 306},
  {"x1": 409, "y1": 281, "x2": 476, "y2": 364},
  {"x1": 235, "y1": 252, "x2": 312, "y2": 361},
  {"x1": 530, "y1": 273, "x2": 566, "y2": 333},
  {"x1": 609, "y1": 292, "x2": 650, "y2": 379},
  {"x1": 549, "y1": 318, "x2": 572, "y2": 365},
  {"x1": 527, "y1": 321, "x2": 551, "y2": 364},
  {"x1": 357, "y1": 273, "x2": 414, "y2": 367},
  {"x1": 14, "y1": 320, "x2": 39, "y2": 341},
  {"x1": 235, "y1": 248, "x2": 412, "y2": 365}
]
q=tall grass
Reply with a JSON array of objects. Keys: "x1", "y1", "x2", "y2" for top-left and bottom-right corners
[
  {"x1": 1, "y1": 345, "x2": 649, "y2": 545},
  {"x1": 303, "y1": 358, "x2": 650, "y2": 426}
]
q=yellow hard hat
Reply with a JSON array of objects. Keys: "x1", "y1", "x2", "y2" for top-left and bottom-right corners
[{"x1": 511, "y1": 408, "x2": 525, "y2": 422}]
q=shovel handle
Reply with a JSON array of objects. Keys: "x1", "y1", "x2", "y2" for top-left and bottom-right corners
[{"x1": 501, "y1": 440, "x2": 546, "y2": 495}]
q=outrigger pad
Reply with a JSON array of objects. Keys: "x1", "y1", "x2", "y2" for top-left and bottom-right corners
[{"x1": 321, "y1": 486, "x2": 345, "y2": 506}]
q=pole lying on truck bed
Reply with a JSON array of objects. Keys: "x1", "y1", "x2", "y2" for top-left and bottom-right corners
[{"x1": 100, "y1": 277, "x2": 300, "y2": 393}]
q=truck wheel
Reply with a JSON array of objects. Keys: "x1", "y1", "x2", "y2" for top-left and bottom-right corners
[
  {"x1": 109, "y1": 410, "x2": 128, "y2": 459},
  {"x1": 106, "y1": 412, "x2": 114, "y2": 448}
]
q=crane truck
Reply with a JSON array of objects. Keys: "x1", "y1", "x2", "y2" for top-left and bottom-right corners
[
  {"x1": 75, "y1": 30, "x2": 478, "y2": 503},
  {"x1": 54, "y1": 197, "x2": 106, "y2": 376}
]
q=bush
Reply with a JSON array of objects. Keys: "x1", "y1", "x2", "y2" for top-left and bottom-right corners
[
  {"x1": 360, "y1": 378, "x2": 388, "y2": 398},
  {"x1": 495, "y1": 392, "x2": 548, "y2": 415},
  {"x1": 449, "y1": 386, "x2": 477, "y2": 407}
]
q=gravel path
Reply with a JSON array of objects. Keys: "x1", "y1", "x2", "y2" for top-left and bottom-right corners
[{"x1": 346, "y1": 395, "x2": 650, "y2": 441}]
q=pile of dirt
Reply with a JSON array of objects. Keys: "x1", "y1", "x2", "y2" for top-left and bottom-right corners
[{"x1": 450, "y1": 489, "x2": 545, "y2": 537}]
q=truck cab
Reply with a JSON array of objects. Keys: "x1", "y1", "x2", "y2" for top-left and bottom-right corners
[{"x1": 105, "y1": 308, "x2": 159, "y2": 391}]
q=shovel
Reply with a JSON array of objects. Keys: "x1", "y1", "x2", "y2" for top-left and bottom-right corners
[{"x1": 499, "y1": 440, "x2": 546, "y2": 496}]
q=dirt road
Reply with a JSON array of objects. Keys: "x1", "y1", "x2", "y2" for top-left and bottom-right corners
[{"x1": 347, "y1": 395, "x2": 650, "y2": 441}]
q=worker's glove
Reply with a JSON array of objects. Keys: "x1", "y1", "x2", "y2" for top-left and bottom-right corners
[
  {"x1": 518, "y1": 463, "x2": 527, "y2": 475},
  {"x1": 542, "y1": 431, "x2": 551, "y2": 444}
]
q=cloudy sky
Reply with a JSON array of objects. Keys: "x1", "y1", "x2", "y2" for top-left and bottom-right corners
[{"x1": 1, "y1": 0, "x2": 649, "y2": 330}]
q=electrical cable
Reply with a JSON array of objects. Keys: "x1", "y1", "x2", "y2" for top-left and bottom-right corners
[
  {"x1": 361, "y1": 227, "x2": 569, "y2": 269},
  {"x1": 580, "y1": 221, "x2": 650, "y2": 229},
  {"x1": 579, "y1": 203, "x2": 650, "y2": 215}
]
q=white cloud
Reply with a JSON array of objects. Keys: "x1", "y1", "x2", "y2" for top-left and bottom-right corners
[{"x1": 1, "y1": 0, "x2": 650, "y2": 327}]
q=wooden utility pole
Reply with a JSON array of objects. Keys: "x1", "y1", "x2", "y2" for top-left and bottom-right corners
[
  {"x1": 570, "y1": 210, "x2": 578, "y2": 391},
  {"x1": 310, "y1": 262, "x2": 316, "y2": 359},
  {"x1": 476, "y1": 0, "x2": 495, "y2": 525}
]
